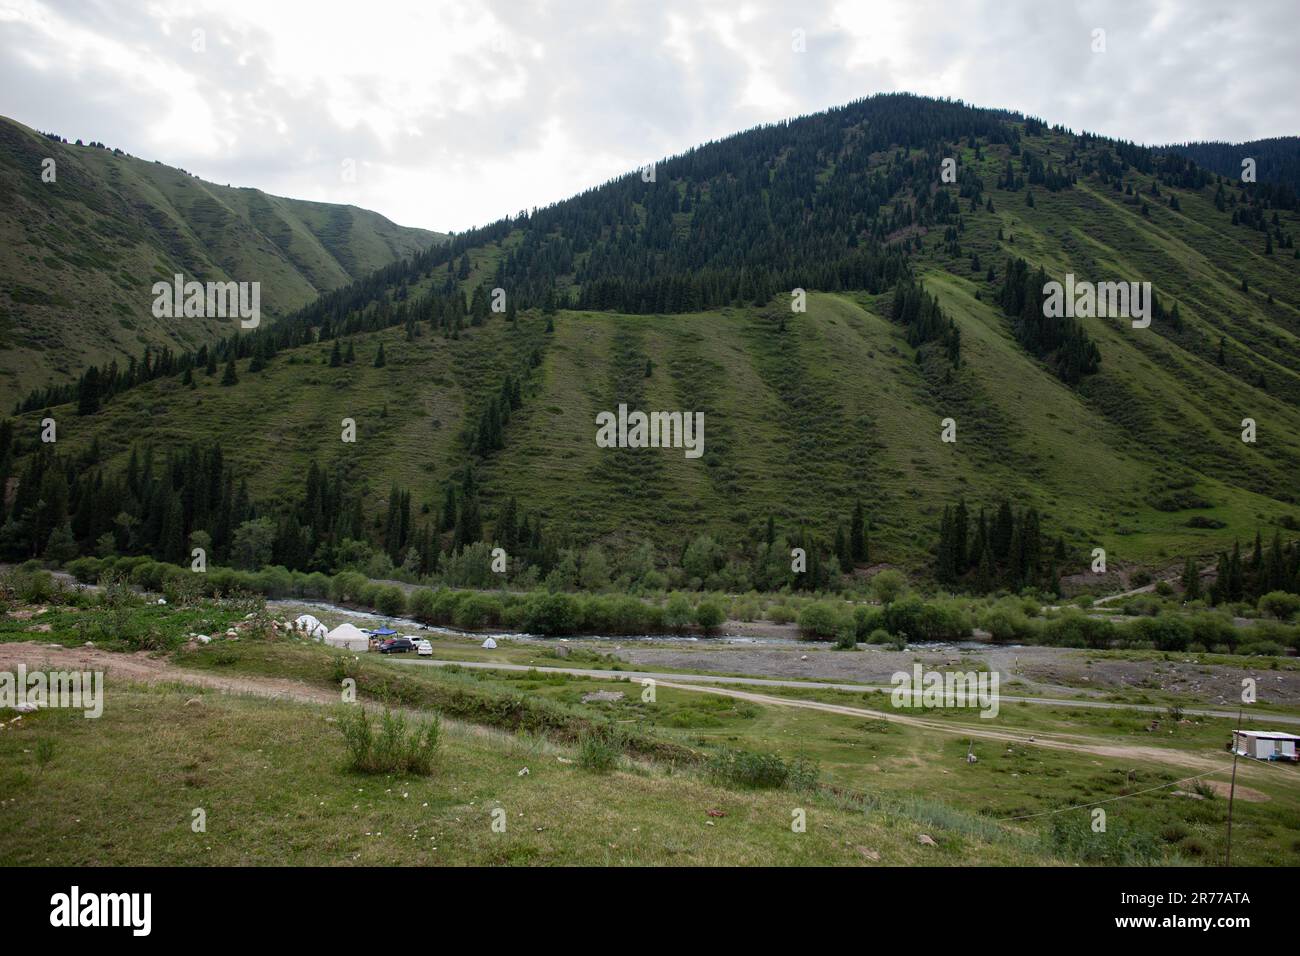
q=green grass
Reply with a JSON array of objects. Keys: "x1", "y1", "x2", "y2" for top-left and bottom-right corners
[
  {"x1": 0, "y1": 680, "x2": 1047, "y2": 866},
  {"x1": 5, "y1": 591, "x2": 1299, "y2": 866},
  {"x1": 168, "y1": 630, "x2": 1299, "y2": 866}
]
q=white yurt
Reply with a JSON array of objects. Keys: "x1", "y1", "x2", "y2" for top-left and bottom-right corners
[
  {"x1": 293, "y1": 614, "x2": 328, "y2": 640},
  {"x1": 325, "y1": 622, "x2": 369, "y2": 652}
]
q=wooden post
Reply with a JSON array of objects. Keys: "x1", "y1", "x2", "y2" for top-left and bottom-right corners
[{"x1": 1225, "y1": 709, "x2": 1243, "y2": 867}]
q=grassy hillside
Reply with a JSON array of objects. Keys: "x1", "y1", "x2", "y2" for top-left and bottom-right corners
[
  {"x1": 8, "y1": 96, "x2": 1300, "y2": 581},
  {"x1": 0, "y1": 116, "x2": 442, "y2": 405}
]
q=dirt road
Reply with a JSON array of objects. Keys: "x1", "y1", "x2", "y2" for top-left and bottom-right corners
[
  {"x1": 0, "y1": 641, "x2": 1279, "y2": 779},
  {"x1": 0, "y1": 642, "x2": 340, "y2": 707},
  {"x1": 391, "y1": 657, "x2": 1300, "y2": 726}
]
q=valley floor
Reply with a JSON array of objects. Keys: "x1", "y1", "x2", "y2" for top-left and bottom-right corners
[{"x1": 3, "y1": 603, "x2": 1298, "y2": 866}]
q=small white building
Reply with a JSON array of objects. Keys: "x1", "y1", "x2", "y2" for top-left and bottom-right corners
[
  {"x1": 325, "y1": 622, "x2": 369, "y2": 652},
  {"x1": 1232, "y1": 730, "x2": 1299, "y2": 762}
]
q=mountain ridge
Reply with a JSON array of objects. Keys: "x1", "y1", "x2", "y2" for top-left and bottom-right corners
[
  {"x1": 0, "y1": 114, "x2": 443, "y2": 405},
  {"x1": 3, "y1": 92, "x2": 1299, "y2": 589}
]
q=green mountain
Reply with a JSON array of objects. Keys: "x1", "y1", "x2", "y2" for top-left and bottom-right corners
[
  {"x1": 6, "y1": 94, "x2": 1300, "y2": 588},
  {"x1": 0, "y1": 115, "x2": 442, "y2": 405}
]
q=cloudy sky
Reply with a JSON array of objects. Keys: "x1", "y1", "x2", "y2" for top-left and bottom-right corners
[{"x1": 2, "y1": 0, "x2": 1296, "y2": 233}]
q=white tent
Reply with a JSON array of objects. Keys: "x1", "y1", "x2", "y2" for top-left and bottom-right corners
[
  {"x1": 325, "y1": 622, "x2": 369, "y2": 652},
  {"x1": 481, "y1": 637, "x2": 498, "y2": 649},
  {"x1": 293, "y1": 614, "x2": 328, "y2": 640}
]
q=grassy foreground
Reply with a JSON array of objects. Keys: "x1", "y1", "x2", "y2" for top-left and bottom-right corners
[
  {"x1": 0, "y1": 680, "x2": 1044, "y2": 866},
  {"x1": 2, "y1": 588, "x2": 1296, "y2": 866}
]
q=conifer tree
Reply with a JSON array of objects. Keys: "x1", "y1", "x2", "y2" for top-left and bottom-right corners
[
  {"x1": 1182, "y1": 555, "x2": 1201, "y2": 600},
  {"x1": 850, "y1": 499, "x2": 866, "y2": 563}
]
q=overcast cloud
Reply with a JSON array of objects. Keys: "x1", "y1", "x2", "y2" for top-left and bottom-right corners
[{"x1": 1, "y1": 0, "x2": 1296, "y2": 232}]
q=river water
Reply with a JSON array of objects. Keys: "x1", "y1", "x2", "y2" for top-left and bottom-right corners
[{"x1": 268, "y1": 597, "x2": 806, "y2": 646}]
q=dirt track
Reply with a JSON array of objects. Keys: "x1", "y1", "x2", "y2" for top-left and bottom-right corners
[
  {"x1": 0, "y1": 641, "x2": 1278, "y2": 782},
  {"x1": 0, "y1": 642, "x2": 340, "y2": 707},
  {"x1": 655, "y1": 680, "x2": 1237, "y2": 774}
]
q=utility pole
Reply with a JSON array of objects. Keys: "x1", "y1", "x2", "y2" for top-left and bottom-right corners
[{"x1": 1224, "y1": 707, "x2": 1243, "y2": 867}]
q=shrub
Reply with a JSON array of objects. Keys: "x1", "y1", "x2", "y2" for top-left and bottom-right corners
[
  {"x1": 253, "y1": 565, "x2": 294, "y2": 598},
  {"x1": 64, "y1": 557, "x2": 103, "y2": 585},
  {"x1": 606, "y1": 595, "x2": 651, "y2": 634},
  {"x1": 871, "y1": 569, "x2": 907, "y2": 604},
  {"x1": 1258, "y1": 591, "x2": 1300, "y2": 621},
  {"x1": 1237, "y1": 638, "x2": 1284, "y2": 657},
  {"x1": 128, "y1": 560, "x2": 167, "y2": 592},
  {"x1": 866, "y1": 628, "x2": 893, "y2": 645},
  {"x1": 337, "y1": 705, "x2": 441, "y2": 775},
  {"x1": 1040, "y1": 611, "x2": 1116, "y2": 649},
  {"x1": 882, "y1": 596, "x2": 971, "y2": 641},
  {"x1": 299, "y1": 572, "x2": 332, "y2": 599},
  {"x1": 798, "y1": 601, "x2": 848, "y2": 640},
  {"x1": 1129, "y1": 614, "x2": 1192, "y2": 652},
  {"x1": 358, "y1": 583, "x2": 382, "y2": 609},
  {"x1": 96, "y1": 569, "x2": 139, "y2": 609},
  {"x1": 1250, "y1": 620, "x2": 1300, "y2": 653},
  {"x1": 162, "y1": 570, "x2": 204, "y2": 607},
  {"x1": 407, "y1": 588, "x2": 438, "y2": 623},
  {"x1": 518, "y1": 591, "x2": 582, "y2": 635},
  {"x1": 8, "y1": 568, "x2": 57, "y2": 605},
  {"x1": 1046, "y1": 815, "x2": 1161, "y2": 865},
  {"x1": 453, "y1": 593, "x2": 500, "y2": 629},
  {"x1": 330, "y1": 571, "x2": 369, "y2": 605},
  {"x1": 766, "y1": 603, "x2": 797, "y2": 625},
  {"x1": 577, "y1": 724, "x2": 623, "y2": 773},
  {"x1": 1188, "y1": 612, "x2": 1236, "y2": 651},
  {"x1": 730, "y1": 597, "x2": 761, "y2": 622},
  {"x1": 663, "y1": 592, "x2": 693, "y2": 632},
  {"x1": 693, "y1": 599, "x2": 725, "y2": 632},
  {"x1": 429, "y1": 587, "x2": 465, "y2": 626},
  {"x1": 374, "y1": 585, "x2": 407, "y2": 618},
  {"x1": 706, "y1": 748, "x2": 819, "y2": 790},
  {"x1": 914, "y1": 600, "x2": 972, "y2": 641},
  {"x1": 852, "y1": 605, "x2": 885, "y2": 640},
  {"x1": 980, "y1": 605, "x2": 1035, "y2": 644}
]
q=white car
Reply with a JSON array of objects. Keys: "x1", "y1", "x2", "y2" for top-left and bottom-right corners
[{"x1": 415, "y1": 639, "x2": 433, "y2": 656}]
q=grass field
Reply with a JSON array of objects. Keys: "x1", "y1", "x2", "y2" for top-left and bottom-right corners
[
  {"x1": 0, "y1": 680, "x2": 1047, "y2": 866},
  {"x1": 3, "y1": 577, "x2": 1298, "y2": 867}
]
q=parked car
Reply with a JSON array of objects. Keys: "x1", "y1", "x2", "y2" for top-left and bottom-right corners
[
  {"x1": 415, "y1": 639, "x2": 433, "y2": 656},
  {"x1": 378, "y1": 638, "x2": 416, "y2": 654}
]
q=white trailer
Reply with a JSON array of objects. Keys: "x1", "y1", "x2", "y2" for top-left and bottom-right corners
[{"x1": 1231, "y1": 730, "x2": 1299, "y2": 761}]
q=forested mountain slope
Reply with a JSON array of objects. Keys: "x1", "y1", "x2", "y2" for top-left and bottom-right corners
[
  {"x1": 0, "y1": 115, "x2": 442, "y2": 404},
  {"x1": 1162, "y1": 136, "x2": 1300, "y2": 197},
  {"x1": 5, "y1": 94, "x2": 1299, "y2": 590}
]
